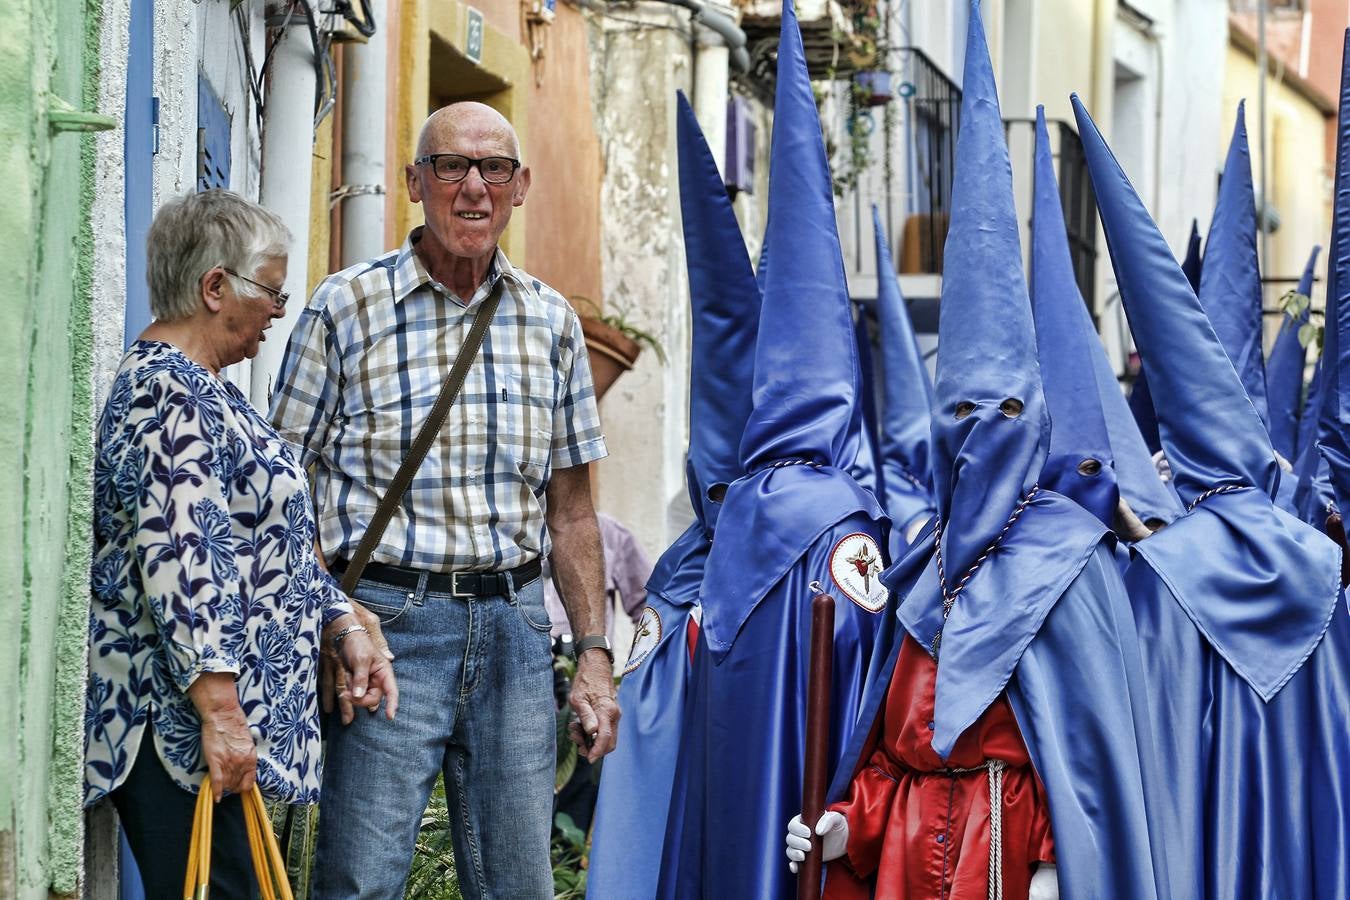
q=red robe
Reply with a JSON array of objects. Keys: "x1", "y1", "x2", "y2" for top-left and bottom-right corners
[{"x1": 824, "y1": 636, "x2": 1055, "y2": 900}]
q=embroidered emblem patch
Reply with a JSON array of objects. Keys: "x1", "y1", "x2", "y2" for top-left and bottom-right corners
[
  {"x1": 828, "y1": 533, "x2": 887, "y2": 612},
  {"x1": 624, "y1": 606, "x2": 663, "y2": 675}
]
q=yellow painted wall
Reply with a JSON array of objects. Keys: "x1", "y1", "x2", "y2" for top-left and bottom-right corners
[
  {"x1": 1222, "y1": 43, "x2": 1332, "y2": 328},
  {"x1": 1029, "y1": 0, "x2": 1103, "y2": 123}
]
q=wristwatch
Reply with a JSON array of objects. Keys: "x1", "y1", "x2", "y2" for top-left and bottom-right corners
[{"x1": 574, "y1": 634, "x2": 614, "y2": 665}]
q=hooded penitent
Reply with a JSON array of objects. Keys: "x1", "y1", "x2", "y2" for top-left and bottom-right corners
[
  {"x1": 1266, "y1": 245, "x2": 1321, "y2": 461},
  {"x1": 1030, "y1": 107, "x2": 1119, "y2": 527},
  {"x1": 823, "y1": 8, "x2": 1172, "y2": 899},
  {"x1": 1198, "y1": 103, "x2": 1270, "y2": 430},
  {"x1": 658, "y1": 4, "x2": 889, "y2": 896},
  {"x1": 1129, "y1": 221, "x2": 1201, "y2": 455},
  {"x1": 872, "y1": 205, "x2": 937, "y2": 543},
  {"x1": 1075, "y1": 82, "x2": 1348, "y2": 898},
  {"x1": 586, "y1": 93, "x2": 762, "y2": 899}
]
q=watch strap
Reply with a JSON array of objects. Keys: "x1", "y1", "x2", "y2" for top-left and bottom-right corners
[{"x1": 574, "y1": 634, "x2": 614, "y2": 663}]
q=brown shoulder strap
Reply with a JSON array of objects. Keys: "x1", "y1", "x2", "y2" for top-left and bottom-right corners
[{"x1": 339, "y1": 290, "x2": 502, "y2": 595}]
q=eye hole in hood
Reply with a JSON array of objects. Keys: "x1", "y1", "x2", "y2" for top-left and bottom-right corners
[{"x1": 999, "y1": 398, "x2": 1024, "y2": 418}]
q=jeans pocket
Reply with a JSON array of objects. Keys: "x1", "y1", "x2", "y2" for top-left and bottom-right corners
[
  {"x1": 351, "y1": 580, "x2": 413, "y2": 626},
  {"x1": 515, "y1": 580, "x2": 554, "y2": 634}
]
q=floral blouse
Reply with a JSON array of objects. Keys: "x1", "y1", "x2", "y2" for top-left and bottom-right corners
[{"x1": 86, "y1": 341, "x2": 351, "y2": 805}]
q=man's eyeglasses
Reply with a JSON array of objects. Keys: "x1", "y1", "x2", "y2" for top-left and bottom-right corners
[
  {"x1": 222, "y1": 267, "x2": 289, "y2": 309},
  {"x1": 414, "y1": 153, "x2": 521, "y2": 185}
]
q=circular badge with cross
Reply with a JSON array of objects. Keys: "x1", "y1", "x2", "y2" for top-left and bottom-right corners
[
  {"x1": 828, "y1": 533, "x2": 887, "y2": 612},
  {"x1": 624, "y1": 606, "x2": 663, "y2": 675}
]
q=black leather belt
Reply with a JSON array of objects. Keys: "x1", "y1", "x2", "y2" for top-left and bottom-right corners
[{"x1": 332, "y1": 558, "x2": 542, "y2": 598}]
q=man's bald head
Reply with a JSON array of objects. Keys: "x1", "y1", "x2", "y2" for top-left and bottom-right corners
[{"x1": 416, "y1": 102, "x2": 521, "y2": 161}]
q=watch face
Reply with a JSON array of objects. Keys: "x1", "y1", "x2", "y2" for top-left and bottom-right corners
[
  {"x1": 624, "y1": 606, "x2": 662, "y2": 675},
  {"x1": 828, "y1": 532, "x2": 887, "y2": 613}
]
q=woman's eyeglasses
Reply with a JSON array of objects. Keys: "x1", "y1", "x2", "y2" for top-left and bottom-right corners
[{"x1": 222, "y1": 267, "x2": 289, "y2": 309}]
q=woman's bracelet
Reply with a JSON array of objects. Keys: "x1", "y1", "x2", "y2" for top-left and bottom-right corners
[{"x1": 332, "y1": 623, "x2": 369, "y2": 648}]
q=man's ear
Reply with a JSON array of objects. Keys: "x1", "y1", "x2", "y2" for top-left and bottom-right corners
[
  {"x1": 512, "y1": 166, "x2": 532, "y2": 207},
  {"x1": 406, "y1": 164, "x2": 423, "y2": 204},
  {"x1": 201, "y1": 267, "x2": 227, "y2": 313}
]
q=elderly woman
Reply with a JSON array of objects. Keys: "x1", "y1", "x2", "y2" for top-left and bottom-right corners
[{"x1": 85, "y1": 190, "x2": 397, "y2": 897}]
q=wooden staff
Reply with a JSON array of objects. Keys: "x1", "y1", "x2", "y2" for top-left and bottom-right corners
[
  {"x1": 797, "y1": 582, "x2": 836, "y2": 900},
  {"x1": 1326, "y1": 512, "x2": 1350, "y2": 588}
]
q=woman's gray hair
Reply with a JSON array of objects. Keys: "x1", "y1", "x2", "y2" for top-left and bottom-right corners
[{"x1": 146, "y1": 190, "x2": 292, "y2": 321}]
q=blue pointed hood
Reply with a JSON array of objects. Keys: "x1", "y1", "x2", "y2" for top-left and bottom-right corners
[
  {"x1": 1266, "y1": 245, "x2": 1321, "y2": 461},
  {"x1": 675, "y1": 92, "x2": 762, "y2": 534},
  {"x1": 1198, "y1": 103, "x2": 1270, "y2": 429},
  {"x1": 872, "y1": 205, "x2": 936, "y2": 533},
  {"x1": 696, "y1": 0, "x2": 886, "y2": 660},
  {"x1": 1076, "y1": 92, "x2": 1340, "y2": 702},
  {"x1": 1072, "y1": 95, "x2": 1277, "y2": 503},
  {"x1": 930, "y1": 4, "x2": 1048, "y2": 579},
  {"x1": 887, "y1": 13, "x2": 1110, "y2": 760},
  {"x1": 1316, "y1": 29, "x2": 1350, "y2": 513},
  {"x1": 1130, "y1": 223, "x2": 1203, "y2": 455},
  {"x1": 1030, "y1": 107, "x2": 1118, "y2": 526},
  {"x1": 736, "y1": 0, "x2": 859, "y2": 472}
]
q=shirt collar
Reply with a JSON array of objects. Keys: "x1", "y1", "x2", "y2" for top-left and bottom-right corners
[{"x1": 393, "y1": 227, "x2": 521, "y2": 305}]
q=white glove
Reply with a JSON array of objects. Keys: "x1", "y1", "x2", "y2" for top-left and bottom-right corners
[
  {"x1": 1029, "y1": 863, "x2": 1060, "y2": 900},
  {"x1": 784, "y1": 810, "x2": 849, "y2": 874},
  {"x1": 1151, "y1": 449, "x2": 1172, "y2": 483}
]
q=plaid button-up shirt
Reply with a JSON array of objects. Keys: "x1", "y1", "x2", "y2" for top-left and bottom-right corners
[{"x1": 270, "y1": 229, "x2": 607, "y2": 572}]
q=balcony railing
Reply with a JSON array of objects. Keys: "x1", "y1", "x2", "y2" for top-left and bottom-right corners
[
  {"x1": 894, "y1": 46, "x2": 960, "y2": 276},
  {"x1": 1004, "y1": 117, "x2": 1100, "y2": 310}
]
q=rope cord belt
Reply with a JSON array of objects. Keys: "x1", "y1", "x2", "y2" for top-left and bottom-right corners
[
  {"x1": 930, "y1": 485, "x2": 1040, "y2": 657},
  {"x1": 1185, "y1": 482, "x2": 1247, "y2": 513},
  {"x1": 939, "y1": 760, "x2": 1009, "y2": 900}
]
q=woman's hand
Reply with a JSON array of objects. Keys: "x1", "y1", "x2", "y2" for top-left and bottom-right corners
[
  {"x1": 324, "y1": 612, "x2": 399, "y2": 725},
  {"x1": 187, "y1": 672, "x2": 257, "y2": 801}
]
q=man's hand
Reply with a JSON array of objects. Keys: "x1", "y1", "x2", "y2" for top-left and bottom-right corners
[
  {"x1": 187, "y1": 672, "x2": 256, "y2": 801},
  {"x1": 567, "y1": 650, "x2": 620, "y2": 762},
  {"x1": 322, "y1": 606, "x2": 395, "y2": 725}
]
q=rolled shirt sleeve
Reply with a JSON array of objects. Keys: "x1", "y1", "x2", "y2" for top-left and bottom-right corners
[{"x1": 550, "y1": 309, "x2": 608, "y2": 469}]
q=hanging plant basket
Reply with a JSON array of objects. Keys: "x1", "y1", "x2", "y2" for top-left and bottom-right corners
[
  {"x1": 853, "y1": 70, "x2": 893, "y2": 106},
  {"x1": 581, "y1": 316, "x2": 642, "y2": 400}
]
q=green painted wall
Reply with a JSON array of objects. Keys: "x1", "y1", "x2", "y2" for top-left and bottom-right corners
[{"x1": 1, "y1": 0, "x2": 105, "y2": 895}]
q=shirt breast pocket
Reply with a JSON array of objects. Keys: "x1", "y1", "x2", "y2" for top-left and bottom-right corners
[{"x1": 499, "y1": 368, "x2": 555, "y2": 481}]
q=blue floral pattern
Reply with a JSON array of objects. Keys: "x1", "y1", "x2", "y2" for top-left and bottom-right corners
[{"x1": 85, "y1": 341, "x2": 351, "y2": 805}]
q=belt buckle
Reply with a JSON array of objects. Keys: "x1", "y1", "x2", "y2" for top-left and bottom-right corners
[{"x1": 451, "y1": 572, "x2": 475, "y2": 598}]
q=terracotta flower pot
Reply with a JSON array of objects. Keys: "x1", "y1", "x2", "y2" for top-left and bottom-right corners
[{"x1": 581, "y1": 316, "x2": 642, "y2": 400}]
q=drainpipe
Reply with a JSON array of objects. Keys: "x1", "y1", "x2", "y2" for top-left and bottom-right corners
[
  {"x1": 664, "y1": 0, "x2": 750, "y2": 72},
  {"x1": 338, "y1": 0, "x2": 388, "y2": 265},
  {"x1": 692, "y1": 3, "x2": 735, "y2": 171},
  {"x1": 254, "y1": 2, "x2": 318, "y2": 410}
]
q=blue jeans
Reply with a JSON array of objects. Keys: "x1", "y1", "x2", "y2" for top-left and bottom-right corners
[{"x1": 312, "y1": 572, "x2": 556, "y2": 899}]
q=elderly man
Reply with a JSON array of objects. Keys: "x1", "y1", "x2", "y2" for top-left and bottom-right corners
[{"x1": 271, "y1": 102, "x2": 616, "y2": 899}]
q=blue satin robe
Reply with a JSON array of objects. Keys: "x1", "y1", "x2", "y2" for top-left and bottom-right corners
[
  {"x1": 658, "y1": 513, "x2": 888, "y2": 899},
  {"x1": 587, "y1": 526, "x2": 705, "y2": 899},
  {"x1": 1124, "y1": 554, "x2": 1350, "y2": 898}
]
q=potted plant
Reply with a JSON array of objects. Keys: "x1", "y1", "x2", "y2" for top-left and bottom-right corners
[
  {"x1": 853, "y1": 69, "x2": 893, "y2": 106},
  {"x1": 572, "y1": 296, "x2": 667, "y2": 399}
]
